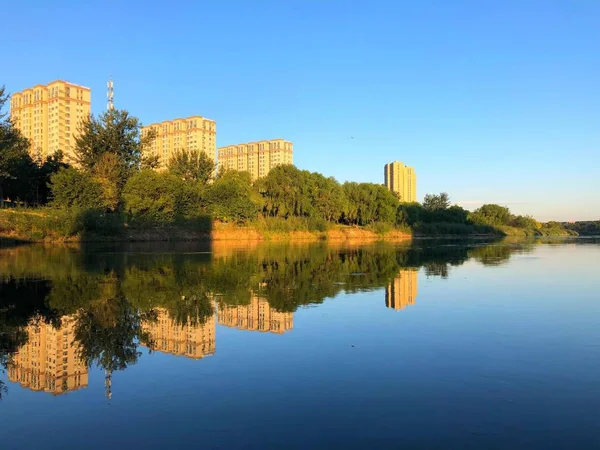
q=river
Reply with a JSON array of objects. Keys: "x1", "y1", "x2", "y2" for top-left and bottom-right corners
[{"x1": 0, "y1": 238, "x2": 598, "y2": 449}]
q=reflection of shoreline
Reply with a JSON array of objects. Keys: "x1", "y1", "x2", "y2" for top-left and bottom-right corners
[
  {"x1": 8, "y1": 315, "x2": 88, "y2": 395},
  {"x1": 385, "y1": 270, "x2": 418, "y2": 311},
  {"x1": 209, "y1": 239, "x2": 412, "y2": 259},
  {"x1": 218, "y1": 297, "x2": 294, "y2": 334},
  {"x1": 141, "y1": 307, "x2": 216, "y2": 359}
]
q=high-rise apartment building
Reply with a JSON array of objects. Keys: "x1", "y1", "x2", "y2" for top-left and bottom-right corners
[
  {"x1": 217, "y1": 139, "x2": 293, "y2": 180},
  {"x1": 384, "y1": 161, "x2": 417, "y2": 202},
  {"x1": 218, "y1": 296, "x2": 294, "y2": 334},
  {"x1": 141, "y1": 116, "x2": 216, "y2": 168},
  {"x1": 141, "y1": 307, "x2": 216, "y2": 359},
  {"x1": 385, "y1": 269, "x2": 419, "y2": 311},
  {"x1": 8, "y1": 315, "x2": 89, "y2": 395},
  {"x1": 9, "y1": 80, "x2": 91, "y2": 164}
]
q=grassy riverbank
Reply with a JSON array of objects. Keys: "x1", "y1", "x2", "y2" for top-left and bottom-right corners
[
  {"x1": 0, "y1": 207, "x2": 575, "y2": 244},
  {"x1": 0, "y1": 208, "x2": 414, "y2": 243}
]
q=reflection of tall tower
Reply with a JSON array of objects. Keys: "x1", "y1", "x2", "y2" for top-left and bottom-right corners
[
  {"x1": 218, "y1": 296, "x2": 294, "y2": 333},
  {"x1": 385, "y1": 270, "x2": 419, "y2": 310},
  {"x1": 7, "y1": 315, "x2": 88, "y2": 395},
  {"x1": 105, "y1": 369, "x2": 112, "y2": 401},
  {"x1": 141, "y1": 307, "x2": 216, "y2": 359}
]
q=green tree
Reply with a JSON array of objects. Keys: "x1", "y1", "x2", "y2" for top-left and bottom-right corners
[
  {"x1": 168, "y1": 149, "x2": 215, "y2": 184},
  {"x1": 511, "y1": 215, "x2": 539, "y2": 230},
  {"x1": 122, "y1": 170, "x2": 182, "y2": 224},
  {"x1": 205, "y1": 171, "x2": 259, "y2": 222},
  {"x1": 257, "y1": 165, "x2": 314, "y2": 218},
  {"x1": 396, "y1": 202, "x2": 420, "y2": 227},
  {"x1": 2, "y1": 149, "x2": 36, "y2": 204},
  {"x1": 309, "y1": 173, "x2": 347, "y2": 222},
  {"x1": 50, "y1": 167, "x2": 105, "y2": 210},
  {"x1": 74, "y1": 109, "x2": 156, "y2": 190},
  {"x1": 423, "y1": 192, "x2": 450, "y2": 211},
  {"x1": 470, "y1": 204, "x2": 512, "y2": 226},
  {"x1": 141, "y1": 153, "x2": 161, "y2": 170},
  {"x1": 92, "y1": 153, "x2": 123, "y2": 212},
  {"x1": 31, "y1": 151, "x2": 69, "y2": 205},
  {"x1": 0, "y1": 85, "x2": 31, "y2": 206},
  {"x1": 0, "y1": 85, "x2": 7, "y2": 121},
  {"x1": 342, "y1": 182, "x2": 398, "y2": 225},
  {"x1": 374, "y1": 184, "x2": 399, "y2": 224}
]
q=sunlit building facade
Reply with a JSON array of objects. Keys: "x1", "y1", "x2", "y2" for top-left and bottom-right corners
[
  {"x1": 218, "y1": 296, "x2": 294, "y2": 334},
  {"x1": 7, "y1": 315, "x2": 88, "y2": 395},
  {"x1": 9, "y1": 80, "x2": 91, "y2": 164},
  {"x1": 384, "y1": 161, "x2": 417, "y2": 202},
  {"x1": 141, "y1": 116, "x2": 216, "y2": 168},
  {"x1": 385, "y1": 269, "x2": 419, "y2": 310},
  {"x1": 217, "y1": 139, "x2": 293, "y2": 180},
  {"x1": 141, "y1": 307, "x2": 216, "y2": 359}
]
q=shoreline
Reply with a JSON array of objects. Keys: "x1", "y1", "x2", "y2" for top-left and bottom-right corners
[
  {"x1": 1, "y1": 211, "x2": 572, "y2": 245},
  {"x1": 0, "y1": 225, "x2": 414, "y2": 244},
  {"x1": 0, "y1": 223, "x2": 574, "y2": 245}
]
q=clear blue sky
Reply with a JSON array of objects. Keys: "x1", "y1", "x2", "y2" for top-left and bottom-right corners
[{"x1": 4, "y1": 0, "x2": 599, "y2": 221}]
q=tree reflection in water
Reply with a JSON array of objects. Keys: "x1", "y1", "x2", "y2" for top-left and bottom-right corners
[{"x1": 0, "y1": 239, "x2": 536, "y2": 399}]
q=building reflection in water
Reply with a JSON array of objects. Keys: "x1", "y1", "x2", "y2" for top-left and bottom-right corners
[
  {"x1": 385, "y1": 269, "x2": 419, "y2": 311},
  {"x1": 141, "y1": 306, "x2": 216, "y2": 359},
  {"x1": 8, "y1": 315, "x2": 88, "y2": 395},
  {"x1": 218, "y1": 296, "x2": 294, "y2": 334},
  {"x1": 5, "y1": 297, "x2": 295, "y2": 398}
]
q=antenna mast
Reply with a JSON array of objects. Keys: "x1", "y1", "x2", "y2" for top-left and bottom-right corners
[{"x1": 107, "y1": 77, "x2": 114, "y2": 111}]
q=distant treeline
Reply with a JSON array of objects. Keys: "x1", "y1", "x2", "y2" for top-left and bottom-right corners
[
  {"x1": 0, "y1": 87, "x2": 576, "y2": 239},
  {"x1": 564, "y1": 221, "x2": 600, "y2": 236}
]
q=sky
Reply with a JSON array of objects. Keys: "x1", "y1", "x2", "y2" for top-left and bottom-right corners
[{"x1": 3, "y1": 0, "x2": 599, "y2": 221}]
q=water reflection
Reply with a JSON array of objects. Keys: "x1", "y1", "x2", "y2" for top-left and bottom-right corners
[
  {"x1": 8, "y1": 315, "x2": 88, "y2": 395},
  {"x1": 0, "y1": 239, "x2": 542, "y2": 400},
  {"x1": 143, "y1": 307, "x2": 216, "y2": 359},
  {"x1": 385, "y1": 269, "x2": 418, "y2": 311},
  {"x1": 218, "y1": 296, "x2": 294, "y2": 334}
]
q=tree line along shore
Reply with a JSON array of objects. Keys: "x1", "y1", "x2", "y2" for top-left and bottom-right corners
[{"x1": 0, "y1": 86, "x2": 586, "y2": 242}]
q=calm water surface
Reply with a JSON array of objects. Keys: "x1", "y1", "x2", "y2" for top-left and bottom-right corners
[{"x1": 1, "y1": 239, "x2": 599, "y2": 449}]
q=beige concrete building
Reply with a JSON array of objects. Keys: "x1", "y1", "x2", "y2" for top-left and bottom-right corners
[
  {"x1": 385, "y1": 269, "x2": 419, "y2": 310},
  {"x1": 217, "y1": 139, "x2": 293, "y2": 180},
  {"x1": 141, "y1": 116, "x2": 216, "y2": 168},
  {"x1": 218, "y1": 296, "x2": 293, "y2": 334},
  {"x1": 141, "y1": 307, "x2": 216, "y2": 359},
  {"x1": 384, "y1": 161, "x2": 417, "y2": 202},
  {"x1": 9, "y1": 80, "x2": 91, "y2": 164},
  {"x1": 8, "y1": 315, "x2": 88, "y2": 395}
]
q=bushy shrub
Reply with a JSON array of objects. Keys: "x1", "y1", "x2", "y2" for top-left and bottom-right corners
[
  {"x1": 470, "y1": 204, "x2": 512, "y2": 227},
  {"x1": 122, "y1": 171, "x2": 182, "y2": 224},
  {"x1": 253, "y1": 216, "x2": 328, "y2": 233},
  {"x1": 0, "y1": 208, "x2": 85, "y2": 239},
  {"x1": 342, "y1": 182, "x2": 398, "y2": 225},
  {"x1": 177, "y1": 182, "x2": 206, "y2": 220},
  {"x1": 511, "y1": 215, "x2": 540, "y2": 230},
  {"x1": 414, "y1": 221, "x2": 499, "y2": 236},
  {"x1": 367, "y1": 221, "x2": 393, "y2": 235},
  {"x1": 50, "y1": 168, "x2": 104, "y2": 210},
  {"x1": 205, "y1": 171, "x2": 259, "y2": 223},
  {"x1": 79, "y1": 210, "x2": 125, "y2": 236},
  {"x1": 307, "y1": 216, "x2": 329, "y2": 232}
]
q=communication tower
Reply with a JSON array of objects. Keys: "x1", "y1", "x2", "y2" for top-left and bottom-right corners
[{"x1": 107, "y1": 78, "x2": 114, "y2": 111}]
